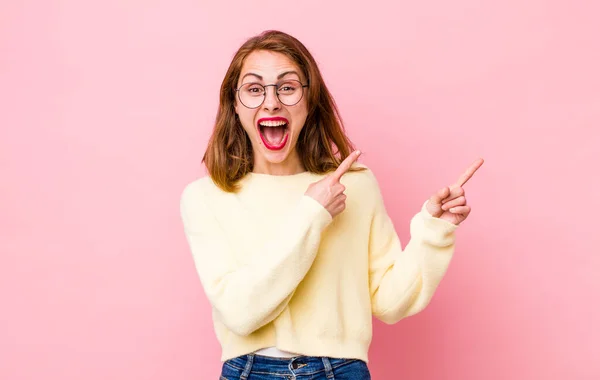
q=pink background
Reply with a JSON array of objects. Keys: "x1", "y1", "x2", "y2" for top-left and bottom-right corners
[{"x1": 1, "y1": 1, "x2": 598, "y2": 379}]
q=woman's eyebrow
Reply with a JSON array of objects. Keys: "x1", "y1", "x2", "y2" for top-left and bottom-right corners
[
  {"x1": 240, "y1": 70, "x2": 301, "y2": 82},
  {"x1": 241, "y1": 72, "x2": 262, "y2": 81},
  {"x1": 277, "y1": 70, "x2": 300, "y2": 79}
]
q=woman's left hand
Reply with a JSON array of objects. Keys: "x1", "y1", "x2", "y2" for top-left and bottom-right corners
[{"x1": 426, "y1": 158, "x2": 484, "y2": 226}]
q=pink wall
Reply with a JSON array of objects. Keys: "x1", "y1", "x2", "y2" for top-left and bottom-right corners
[{"x1": 1, "y1": 1, "x2": 598, "y2": 379}]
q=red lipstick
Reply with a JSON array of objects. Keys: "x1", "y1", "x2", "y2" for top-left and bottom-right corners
[{"x1": 257, "y1": 117, "x2": 289, "y2": 151}]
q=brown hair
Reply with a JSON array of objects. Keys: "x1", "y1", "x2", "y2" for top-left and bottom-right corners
[{"x1": 202, "y1": 30, "x2": 364, "y2": 192}]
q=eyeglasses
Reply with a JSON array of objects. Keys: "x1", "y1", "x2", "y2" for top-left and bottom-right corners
[{"x1": 235, "y1": 79, "x2": 309, "y2": 109}]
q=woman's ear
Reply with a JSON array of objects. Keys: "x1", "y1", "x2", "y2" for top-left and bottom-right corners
[{"x1": 233, "y1": 95, "x2": 240, "y2": 116}]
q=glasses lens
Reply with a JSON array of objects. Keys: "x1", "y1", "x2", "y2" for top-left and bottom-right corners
[
  {"x1": 277, "y1": 80, "x2": 304, "y2": 106},
  {"x1": 238, "y1": 83, "x2": 265, "y2": 108}
]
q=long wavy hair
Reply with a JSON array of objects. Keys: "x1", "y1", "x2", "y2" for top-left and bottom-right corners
[{"x1": 202, "y1": 30, "x2": 363, "y2": 192}]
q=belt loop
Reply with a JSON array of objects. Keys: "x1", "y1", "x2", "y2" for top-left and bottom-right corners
[
  {"x1": 240, "y1": 354, "x2": 254, "y2": 380},
  {"x1": 322, "y1": 357, "x2": 335, "y2": 379}
]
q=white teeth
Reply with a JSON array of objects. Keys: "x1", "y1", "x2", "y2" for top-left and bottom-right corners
[{"x1": 259, "y1": 120, "x2": 287, "y2": 127}]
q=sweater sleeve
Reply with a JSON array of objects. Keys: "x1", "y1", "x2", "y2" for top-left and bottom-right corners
[
  {"x1": 367, "y1": 173, "x2": 458, "y2": 324},
  {"x1": 180, "y1": 181, "x2": 333, "y2": 336}
]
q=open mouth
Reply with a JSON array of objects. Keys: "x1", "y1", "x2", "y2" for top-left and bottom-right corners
[{"x1": 257, "y1": 117, "x2": 289, "y2": 151}]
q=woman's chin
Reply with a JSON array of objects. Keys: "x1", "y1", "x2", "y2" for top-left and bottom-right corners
[
  {"x1": 254, "y1": 139, "x2": 297, "y2": 166},
  {"x1": 260, "y1": 148, "x2": 289, "y2": 164}
]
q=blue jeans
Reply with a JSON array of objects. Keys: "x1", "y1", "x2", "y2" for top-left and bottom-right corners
[{"x1": 220, "y1": 353, "x2": 371, "y2": 380}]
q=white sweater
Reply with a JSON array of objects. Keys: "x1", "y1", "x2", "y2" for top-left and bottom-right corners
[{"x1": 179, "y1": 164, "x2": 458, "y2": 362}]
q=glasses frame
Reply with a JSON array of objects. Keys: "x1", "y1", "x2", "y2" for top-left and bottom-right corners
[{"x1": 234, "y1": 79, "x2": 309, "y2": 109}]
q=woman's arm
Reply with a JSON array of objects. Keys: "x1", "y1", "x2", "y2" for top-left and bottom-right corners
[
  {"x1": 180, "y1": 181, "x2": 332, "y2": 336},
  {"x1": 367, "y1": 173, "x2": 458, "y2": 324}
]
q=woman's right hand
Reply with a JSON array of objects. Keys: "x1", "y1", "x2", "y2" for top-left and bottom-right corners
[{"x1": 304, "y1": 150, "x2": 361, "y2": 218}]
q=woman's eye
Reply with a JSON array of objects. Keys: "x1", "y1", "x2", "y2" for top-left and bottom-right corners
[{"x1": 248, "y1": 86, "x2": 263, "y2": 94}]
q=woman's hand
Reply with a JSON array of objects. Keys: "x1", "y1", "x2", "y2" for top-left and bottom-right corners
[
  {"x1": 426, "y1": 158, "x2": 484, "y2": 226},
  {"x1": 305, "y1": 150, "x2": 362, "y2": 218}
]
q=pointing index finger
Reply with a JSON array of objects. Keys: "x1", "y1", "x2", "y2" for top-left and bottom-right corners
[
  {"x1": 331, "y1": 150, "x2": 361, "y2": 182},
  {"x1": 453, "y1": 158, "x2": 484, "y2": 188}
]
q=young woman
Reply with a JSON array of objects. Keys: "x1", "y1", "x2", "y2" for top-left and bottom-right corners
[{"x1": 180, "y1": 30, "x2": 483, "y2": 380}]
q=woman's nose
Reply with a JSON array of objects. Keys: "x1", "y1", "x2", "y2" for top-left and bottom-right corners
[{"x1": 262, "y1": 85, "x2": 281, "y2": 111}]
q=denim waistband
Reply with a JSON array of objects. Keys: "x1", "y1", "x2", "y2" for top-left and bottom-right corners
[{"x1": 224, "y1": 353, "x2": 359, "y2": 378}]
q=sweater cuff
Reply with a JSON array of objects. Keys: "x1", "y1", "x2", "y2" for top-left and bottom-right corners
[
  {"x1": 299, "y1": 195, "x2": 333, "y2": 229},
  {"x1": 417, "y1": 200, "x2": 458, "y2": 246}
]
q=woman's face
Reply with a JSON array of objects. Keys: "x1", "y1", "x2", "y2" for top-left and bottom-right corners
[{"x1": 234, "y1": 50, "x2": 309, "y2": 174}]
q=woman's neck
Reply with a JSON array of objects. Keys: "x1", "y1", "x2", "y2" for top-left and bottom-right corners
[{"x1": 252, "y1": 153, "x2": 306, "y2": 176}]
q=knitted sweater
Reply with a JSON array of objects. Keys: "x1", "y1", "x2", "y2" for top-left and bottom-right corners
[{"x1": 179, "y1": 164, "x2": 458, "y2": 362}]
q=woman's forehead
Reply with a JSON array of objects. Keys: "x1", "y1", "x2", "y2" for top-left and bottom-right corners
[{"x1": 240, "y1": 50, "x2": 304, "y2": 81}]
